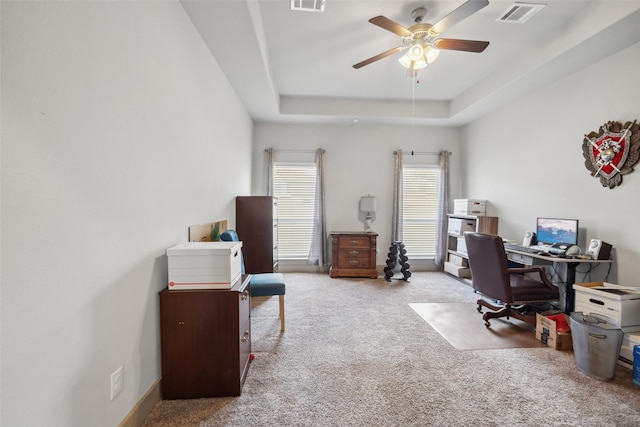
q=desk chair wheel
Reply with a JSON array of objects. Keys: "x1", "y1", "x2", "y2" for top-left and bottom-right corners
[
  {"x1": 477, "y1": 304, "x2": 483, "y2": 314},
  {"x1": 485, "y1": 320, "x2": 491, "y2": 328}
]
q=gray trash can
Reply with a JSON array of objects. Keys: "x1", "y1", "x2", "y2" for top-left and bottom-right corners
[{"x1": 570, "y1": 312, "x2": 623, "y2": 381}]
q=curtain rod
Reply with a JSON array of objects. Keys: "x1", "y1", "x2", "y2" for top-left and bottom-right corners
[
  {"x1": 265, "y1": 148, "x2": 325, "y2": 153},
  {"x1": 393, "y1": 150, "x2": 452, "y2": 155}
]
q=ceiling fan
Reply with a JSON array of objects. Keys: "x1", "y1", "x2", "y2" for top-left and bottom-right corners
[{"x1": 353, "y1": 0, "x2": 490, "y2": 71}]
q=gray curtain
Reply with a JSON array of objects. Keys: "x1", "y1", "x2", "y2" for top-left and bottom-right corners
[
  {"x1": 308, "y1": 148, "x2": 328, "y2": 267},
  {"x1": 391, "y1": 149, "x2": 403, "y2": 243},
  {"x1": 265, "y1": 147, "x2": 274, "y2": 196},
  {"x1": 434, "y1": 151, "x2": 450, "y2": 268}
]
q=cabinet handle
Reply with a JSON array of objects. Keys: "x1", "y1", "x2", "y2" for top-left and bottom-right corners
[
  {"x1": 349, "y1": 250, "x2": 359, "y2": 256},
  {"x1": 349, "y1": 260, "x2": 359, "y2": 266},
  {"x1": 350, "y1": 240, "x2": 359, "y2": 245},
  {"x1": 241, "y1": 330, "x2": 250, "y2": 342},
  {"x1": 241, "y1": 290, "x2": 250, "y2": 300}
]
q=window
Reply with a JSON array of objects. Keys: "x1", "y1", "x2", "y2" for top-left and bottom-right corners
[
  {"x1": 272, "y1": 162, "x2": 317, "y2": 260},
  {"x1": 402, "y1": 165, "x2": 440, "y2": 259}
]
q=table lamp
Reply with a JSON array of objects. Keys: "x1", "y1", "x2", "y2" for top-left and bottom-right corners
[{"x1": 359, "y1": 196, "x2": 377, "y2": 232}]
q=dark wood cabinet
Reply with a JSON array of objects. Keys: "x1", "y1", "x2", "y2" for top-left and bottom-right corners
[
  {"x1": 236, "y1": 196, "x2": 278, "y2": 273},
  {"x1": 330, "y1": 232, "x2": 378, "y2": 278},
  {"x1": 159, "y1": 275, "x2": 251, "y2": 399}
]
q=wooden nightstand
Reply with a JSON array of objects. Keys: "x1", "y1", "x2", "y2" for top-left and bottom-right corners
[{"x1": 330, "y1": 231, "x2": 378, "y2": 278}]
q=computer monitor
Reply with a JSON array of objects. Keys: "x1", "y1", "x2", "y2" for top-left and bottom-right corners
[{"x1": 536, "y1": 217, "x2": 579, "y2": 246}]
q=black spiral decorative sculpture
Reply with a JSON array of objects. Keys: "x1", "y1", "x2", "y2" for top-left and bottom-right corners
[{"x1": 384, "y1": 241, "x2": 411, "y2": 282}]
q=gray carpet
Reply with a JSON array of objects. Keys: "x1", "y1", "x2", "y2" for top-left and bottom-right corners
[{"x1": 143, "y1": 272, "x2": 640, "y2": 426}]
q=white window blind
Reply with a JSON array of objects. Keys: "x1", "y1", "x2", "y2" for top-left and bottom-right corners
[
  {"x1": 402, "y1": 165, "x2": 440, "y2": 258},
  {"x1": 273, "y1": 162, "x2": 317, "y2": 260}
]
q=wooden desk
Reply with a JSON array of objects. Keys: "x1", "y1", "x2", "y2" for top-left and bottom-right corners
[{"x1": 504, "y1": 248, "x2": 613, "y2": 314}]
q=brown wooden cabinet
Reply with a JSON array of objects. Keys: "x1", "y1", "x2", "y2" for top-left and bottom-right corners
[
  {"x1": 236, "y1": 196, "x2": 278, "y2": 273},
  {"x1": 330, "y1": 231, "x2": 378, "y2": 278},
  {"x1": 159, "y1": 275, "x2": 251, "y2": 399}
]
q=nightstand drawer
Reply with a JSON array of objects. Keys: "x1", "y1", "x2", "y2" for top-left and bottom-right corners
[
  {"x1": 338, "y1": 253, "x2": 372, "y2": 269},
  {"x1": 337, "y1": 235, "x2": 371, "y2": 248},
  {"x1": 339, "y1": 248, "x2": 370, "y2": 259}
]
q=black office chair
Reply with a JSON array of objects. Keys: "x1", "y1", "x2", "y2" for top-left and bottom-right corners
[{"x1": 464, "y1": 232, "x2": 560, "y2": 328}]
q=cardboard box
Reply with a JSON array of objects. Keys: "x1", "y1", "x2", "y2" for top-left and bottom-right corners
[
  {"x1": 167, "y1": 241, "x2": 243, "y2": 290},
  {"x1": 574, "y1": 282, "x2": 640, "y2": 327},
  {"x1": 453, "y1": 199, "x2": 486, "y2": 216},
  {"x1": 536, "y1": 313, "x2": 573, "y2": 350}
]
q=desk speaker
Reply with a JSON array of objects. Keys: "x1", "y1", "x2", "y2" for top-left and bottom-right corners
[
  {"x1": 522, "y1": 231, "x2": 536, "y2": 246},
  {"x1": 587, "y1": 239, "x2": 612, "y2": 260}
]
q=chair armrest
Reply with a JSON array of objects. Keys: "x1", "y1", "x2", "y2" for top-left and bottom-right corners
[{"x1": 507, "y1": 266, "x2": 556, "y2": 290}]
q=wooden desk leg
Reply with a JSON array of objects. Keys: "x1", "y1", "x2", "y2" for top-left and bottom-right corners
[
  {"x1": 279, "y1": 295, "x2": 285, "y2": 332},
  {"x1": 564, "y1": 262, "x2": 579, "y2": 314}
]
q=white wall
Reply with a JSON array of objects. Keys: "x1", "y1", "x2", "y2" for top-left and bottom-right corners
[
  {"x1": 1, "y1": 1, "x2": 253, "y2": 426},
  {"x1": 254, "y1": 122, "x2": 462, "y2": 268},
  {"x1": 461, "y1": 41, "x2": 640, "y2": 286}
]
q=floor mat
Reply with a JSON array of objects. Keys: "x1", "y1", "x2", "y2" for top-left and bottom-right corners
[{"x1": 410, "y1": 302, "x2": 546, "y2": 350}]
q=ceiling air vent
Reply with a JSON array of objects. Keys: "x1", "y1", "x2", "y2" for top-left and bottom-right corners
[
  {"x1": 291, "y1": 0, "x2": 325, "y2": 13},
  {"x1": 496, "y1": 3, "x2": 546, "y2": 23}
]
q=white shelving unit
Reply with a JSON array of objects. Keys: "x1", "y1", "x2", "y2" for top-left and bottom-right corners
[{"x1": 444, "y1": 214, "x2": 498, "y2": 278}]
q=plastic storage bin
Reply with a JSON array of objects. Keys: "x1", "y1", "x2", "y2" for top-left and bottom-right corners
[
  {"x1": 634, "y1": 345, "x2": 640, "y2": 386},
  {"x1": 570, "y1": 312, "x2": 623, "y2": 381}
]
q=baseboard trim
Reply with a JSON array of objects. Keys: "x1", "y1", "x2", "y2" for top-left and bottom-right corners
[{"x1": 119, "y1": 380, "x2": 162, "y2": 427}]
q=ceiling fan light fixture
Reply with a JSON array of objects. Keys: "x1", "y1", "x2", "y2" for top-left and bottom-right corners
[
  {"x1": 398, "y1": 54, "x2": 412, "y2": 69},
  {"x1": 399, "y1": 42, "x2": 434, "y2": 70},
  {"x1": 412, "y1": 58, "x2": 427, "y2": 70},
  {"x1": 424, "y1": 46, "x2": 440, "y2": 64},
  {"x1": 407, "y1": 43, "x2": 424, "y2": 61},
  {"x1": 398, "y1": 54, "x2": 427, "y2": 70}
]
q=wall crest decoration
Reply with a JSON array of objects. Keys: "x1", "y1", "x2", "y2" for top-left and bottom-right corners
[{"x1": 582, "y1": 120, "x2": 640, "y2": 189}]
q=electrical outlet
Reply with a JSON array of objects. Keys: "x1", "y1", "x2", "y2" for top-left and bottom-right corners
[{"x1": 110, "y1": 366, "x2": 123, "y2": 400}]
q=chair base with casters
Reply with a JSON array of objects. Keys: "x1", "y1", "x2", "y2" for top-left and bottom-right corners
[
  {"x1": 220, "y1": 229, "x2": 286, "y2": 332},
  {"x1": 464, "y1": 232, "x2": 560, "y2": 329},
  {"x1": 250, "y1": 273, "x2": 285, "y2": 332},
  {"x1": 476, "y1": 267, "x2": 559, "y2": 327}
]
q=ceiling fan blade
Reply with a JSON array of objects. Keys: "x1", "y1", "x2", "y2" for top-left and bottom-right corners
[
  {"x1": 369, "y1": 16, "x2": 412, "y2": 38},
  {"x1": 430, "y1": 0, "x2": 489, "y2": 35},
  {"x1": 434, "y1": 38, "x2": 489, "y2": 53},
  {"x1": 353, "y1": 46, "x2": 405, "y2": 69}
]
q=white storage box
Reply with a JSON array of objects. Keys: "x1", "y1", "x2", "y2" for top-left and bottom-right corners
[
  {"x1": 444, "y1": 261, "x2": 471, "y2": 278},
  {"x1": 619, "y1": 331, "x2": 640, "y2": 368},
  {"x1": 448, "y1": 254, "x2": 469, "y2": 267},
  {"x1": 456, "y1": 237, "x2": 468, "y2": 255},
  {"x1": 167, "y1": 241, "x2": 242, "y2": 290},
  {"x1": 447, "y1": 217, "x2": 476, "y2": 236},
  {"x1": 453, "y1": 199, "x2": 486, "y2": 215},
  {"x1": 574, "y1": 282, "x2": 640, "y2": 327}
]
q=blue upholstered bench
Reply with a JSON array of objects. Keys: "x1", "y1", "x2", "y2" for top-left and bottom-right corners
[
  {"x1": 250, "y1": 272, "x2": 286, "y2": 332},
  {"x1": 220, "y1": 230, "x2": 286, "y2": 332}
]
